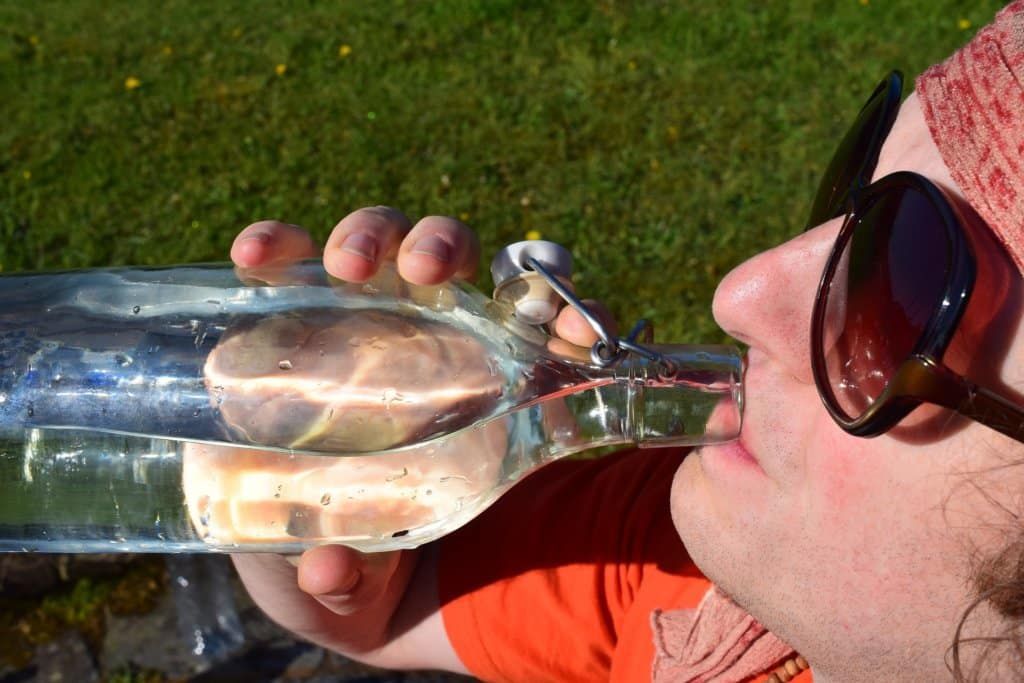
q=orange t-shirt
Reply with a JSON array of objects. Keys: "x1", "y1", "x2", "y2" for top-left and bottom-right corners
[{"x1": 438, "y1": 447, "x2": 812, "y2": 682}]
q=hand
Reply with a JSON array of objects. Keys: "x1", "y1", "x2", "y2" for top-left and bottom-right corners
[
  {"x1": 228, "y1": 207, "x2": 615, "y2": 667},
  {"x1": 231, "y1": 207, "x2": 615, "y2": 346}
]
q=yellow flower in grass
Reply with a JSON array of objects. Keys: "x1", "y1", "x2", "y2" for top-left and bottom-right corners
[
  {"x1": 339, "y1": 44, "x2": 352, "y2": 58},
  {"x1": 275, "y1": 63, "x2": 288, "y2": 76},
  {"x1": 458, "y1": 212, "x2": 471, "y2": 222},
  {"x1": 124, "y1": 76, "x2": 142, "y2": 90},
  {"x1": 525, "y1": 230, "x2": 542, "y2": 241},
  {"x1": 858, "y1": 0, "x2": 869, "y2": 5},
  {"x1": 958, "y1": 18, "x2": 972, "y2": 30}
]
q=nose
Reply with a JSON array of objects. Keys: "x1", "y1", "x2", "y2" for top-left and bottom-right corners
[{"x1": 711, "y1": 219, "x2": 842, "y2": 383}]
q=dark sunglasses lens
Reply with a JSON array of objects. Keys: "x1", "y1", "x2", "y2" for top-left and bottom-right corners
[
  {"x1": 821, "y1": 186, "x2": 950, "y2": 418},
  {"x1": 807, "y1": 81, "x2": 892, "y2": 228}
]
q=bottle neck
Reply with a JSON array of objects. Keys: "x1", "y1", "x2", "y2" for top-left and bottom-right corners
[{"x1": 545, "y1": 344, "x2": 743, "y2": 457}]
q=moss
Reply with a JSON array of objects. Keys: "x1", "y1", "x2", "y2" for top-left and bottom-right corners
[
  {"x1": 106, "y1": 664, "x2": 170, "y2": 683},
  {"x1": 0, "y1": 556, "x2": 166, "y2": 668}
]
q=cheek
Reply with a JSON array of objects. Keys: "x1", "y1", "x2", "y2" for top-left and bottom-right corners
[
  {"x1": 806, "y1": 432, "x2": 879, "y2": 530},
  {"x1": 801, "y1": 432, "x2": 953, "y2": 592}
]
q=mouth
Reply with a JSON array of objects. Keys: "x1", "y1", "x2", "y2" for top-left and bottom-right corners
[
  {"x1": 697, "y1": 434, "x2": 768, "y2": 483},
  {"x1": 712, "y1": 432, "x2": 761, "y2": 464},
  {"x1": 698, "y1": 349, "x2": 767, "y2": 476},
  {"x1": 719, "y1": 436, "x2": 761, "y2": 467}
]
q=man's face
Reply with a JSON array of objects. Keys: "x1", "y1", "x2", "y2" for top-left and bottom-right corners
[{"x1": 670, "y1": 94, "x2": 1024, "y2": 680}]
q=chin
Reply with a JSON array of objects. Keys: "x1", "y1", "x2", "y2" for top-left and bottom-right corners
[
  {"x1": 668, "y1": 454, "x2": 727, "y2": 579},
  {"x1": 668, "y1": 451, "x2": 774, "y2": 616}
]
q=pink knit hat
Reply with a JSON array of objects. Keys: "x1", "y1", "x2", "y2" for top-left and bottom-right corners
[{"x1": 916, "y1": 0, "x2": 1024, "y2": 272}]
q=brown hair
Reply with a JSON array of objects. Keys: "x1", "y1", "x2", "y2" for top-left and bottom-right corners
[{"x1": 951, "y1": 534, "x2": 1024, "y2": 680}]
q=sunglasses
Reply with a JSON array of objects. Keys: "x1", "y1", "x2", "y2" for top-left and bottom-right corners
[{"x1": 808, "y1": 71, "x2": 1024, "y2": 442}]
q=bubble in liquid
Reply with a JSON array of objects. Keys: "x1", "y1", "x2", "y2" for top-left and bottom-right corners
[
  {"x1": 278, "y1": 360, "x2": 293, "y2": 371},
  {"x1": 192, "y1": 409, "x2": 201, "y2": 418},
  {"x1": 132, "y1": 305, "x2": 141, "y2": 315},
  {"x1": 320, "y1": 493, "x2": 332, "y2": 506}
]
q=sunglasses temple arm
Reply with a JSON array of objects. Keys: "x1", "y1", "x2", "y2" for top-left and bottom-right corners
[
  {"x1": 956, "y1": 384, "x2": 1024, "y2": 443},
  {"x1": 899, "y1": 358, "x2": 1024, "y2": 443}
]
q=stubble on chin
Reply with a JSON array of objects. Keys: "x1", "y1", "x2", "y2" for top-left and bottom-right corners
[{"x1": 668, "y1": 454, "x2": 755, "y2": 602}]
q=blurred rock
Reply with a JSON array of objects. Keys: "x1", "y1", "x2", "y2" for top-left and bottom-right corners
[
  {"x1": 0, "y1": 555, "x2": 60, "y2": 598},
  {"x1": 34, "y1": 631, "x2": 97, "y2": 683},
  {"x1": 281, "y1": 645, "x2": 324, "y2": 678},
  {"x1": 102, "y1": 589, "x2": 203, "y2": 679},
  {"x1": 0, "y1": 554, "x2": 137, "y2": 598},
  {"x1": 167, "y1": 555, "x2": 245, "y2": 665},
  {"x1": 6, "y1": 555, "x2": 478, "y2": 683},
  {"x1": 188, "y1": 641, "x2": 314, "y2": 682}
]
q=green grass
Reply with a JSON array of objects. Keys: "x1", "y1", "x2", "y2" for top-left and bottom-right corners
[{"x1": 0, "y1": 0, "x2": 1007, "y2": 343}]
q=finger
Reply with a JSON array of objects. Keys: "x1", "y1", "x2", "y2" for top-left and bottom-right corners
[
  {"x1": 298, "y1": 546, "x2": 405, "y2": 616},
  {"x1": 396, "y1": 216, "x2": 480, "y2": 285},
  {"x1": 552, "y1": 299, "x2": 619, "y2": 347},
  {"x1": 323, "y1": 206, "x2": 413, "y2": 282},
  {"x1": 231, "y1": 221, "x2": 318, "y2": 268},
  {"x1": 297, "y1": 544, "x2": 363, "y2": 597}
]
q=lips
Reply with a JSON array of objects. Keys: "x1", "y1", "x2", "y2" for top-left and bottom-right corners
[
  {"x1": 705, "y1": 350, "x2": 770, "y2": 475},
  {"x1": 721, "y1": 436, "x2": 763, "y2": 469}
]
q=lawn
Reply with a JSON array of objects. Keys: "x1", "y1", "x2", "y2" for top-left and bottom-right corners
[{"x1": 0, "y1": 0, "x2": 1008, "y2": 343}]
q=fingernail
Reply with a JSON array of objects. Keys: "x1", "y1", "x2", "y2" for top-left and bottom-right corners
[
  {"x1": 341, "y1": 233, "x2": 378, "y2": 262},
  {"x1": 410, "y1": 235, "x2": 451, "y2": 262}
]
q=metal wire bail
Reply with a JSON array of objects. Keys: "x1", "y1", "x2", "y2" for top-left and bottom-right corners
[{"x1": 524, "y1": 257, "x2": 676, "y2": 373}]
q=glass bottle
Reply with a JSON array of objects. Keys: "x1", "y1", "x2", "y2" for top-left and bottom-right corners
[{"x1": 0, "y1": 256, "x2": 742, "y2": 553}]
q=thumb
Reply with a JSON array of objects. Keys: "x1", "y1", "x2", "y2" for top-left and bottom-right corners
[{"x1": 297, "y1": 545, "x2": 405, "y2": 616}]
